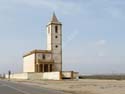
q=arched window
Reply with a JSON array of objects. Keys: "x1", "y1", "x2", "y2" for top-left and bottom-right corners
[{"x1": 55, "y1": 26, "x2": 58, "y2": 33}]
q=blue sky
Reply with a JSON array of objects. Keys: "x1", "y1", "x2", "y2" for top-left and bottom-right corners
[{"x1": 0, "y1": 0, "x2": 125, "y2": 74}]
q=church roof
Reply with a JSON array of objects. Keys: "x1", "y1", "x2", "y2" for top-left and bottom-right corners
[
  {"x1": 50, "y1": 12, "x2": 59, "y2": 23},
  {"x1": 23, "y1": 49, "x2": 52, "y2": 57},
  {"x1": 48, "y1": 12, "x2": 61, "y2": 25}
]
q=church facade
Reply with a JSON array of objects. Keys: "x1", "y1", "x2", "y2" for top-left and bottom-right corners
[{"x1": 23, "y1": 13, "x2": 62, "y2": 73}]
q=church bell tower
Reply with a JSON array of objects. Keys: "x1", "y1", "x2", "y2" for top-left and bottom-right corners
[{"x1": 46, "y1": 13, "x2": 62, "y2": 71}]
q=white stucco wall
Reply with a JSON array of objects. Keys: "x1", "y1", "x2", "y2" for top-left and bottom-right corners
[
  {"x1": 23, "y1": 54, "x2": 35, "y2": 72},
  {"x1": 47, "y1": 25, "x2": 52, "y2": 50},
  {"x1": 28, "y1": 73, "x2": 43, "y2": 80},
  {"x1": 73, "y1": 72, "x2": 79, "y2": 79},
  {"x1": 62, "y1": 71, "x2": 72, "y2": 78},
  {"x1": 43, "y1": 72, "x2": 61, "y2": 80},
  {"x1": 62, "y1": 71, "x2": 79, "y2": 79},
  {"x1": 6, "y1": 72, "x2": 61, "y2": 80},
  {"x1": 6, "y1": 73, "x2": 28, "y2": 79},
  {"x1": 5, "y1": 71, "x2": 78, "y2": 80}
]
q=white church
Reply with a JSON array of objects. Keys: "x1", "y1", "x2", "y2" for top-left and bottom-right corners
[
  {"x1": 6, "y1": 13, "x2": 79, "y2": 80},
  {"x1": 23, "y1": 13, "x2": 62, "y2": 73}
]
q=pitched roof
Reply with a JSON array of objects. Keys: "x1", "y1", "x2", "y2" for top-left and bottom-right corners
[
  {"x1": 50, "y1": 12, "x2": 59, "y2": 23},
  {"x1": 23, "y1": 49, "x2": 52, "y2": 57}
]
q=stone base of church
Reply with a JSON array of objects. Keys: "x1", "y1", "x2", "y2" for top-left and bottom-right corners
[{"x1": 5, "y1": 71, "x2": 79, "y2": 80}]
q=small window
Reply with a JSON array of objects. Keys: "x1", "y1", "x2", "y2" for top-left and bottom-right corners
[
  {"x1": 55, "y1": 26, "x2": 58, "y2": 33},
  {"x1": 55, "y1": 45, "x2": 58, "y2": 48},
  {"x1": 43, "y1": 54, "x2": 46, "y2": 60},
  {"x1": 55, "y1": 36, "x2": 58, "y2": 38}
]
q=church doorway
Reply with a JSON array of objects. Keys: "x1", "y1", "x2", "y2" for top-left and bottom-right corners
[
  {"x1": 40, "y1": 64, "x2": 43, "y2": 72},
  {"x1": 44, "y1": 64, "x2": 48, "y2": 72}
]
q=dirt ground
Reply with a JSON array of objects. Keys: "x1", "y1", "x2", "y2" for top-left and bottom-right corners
[{"x1": 13, "y1": 79, "x2": 125, "y2": 94}]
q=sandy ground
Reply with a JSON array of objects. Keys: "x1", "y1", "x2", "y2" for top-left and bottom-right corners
[{"x1": 12, "y1": 79, "x2": 125, "y2": 94}]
